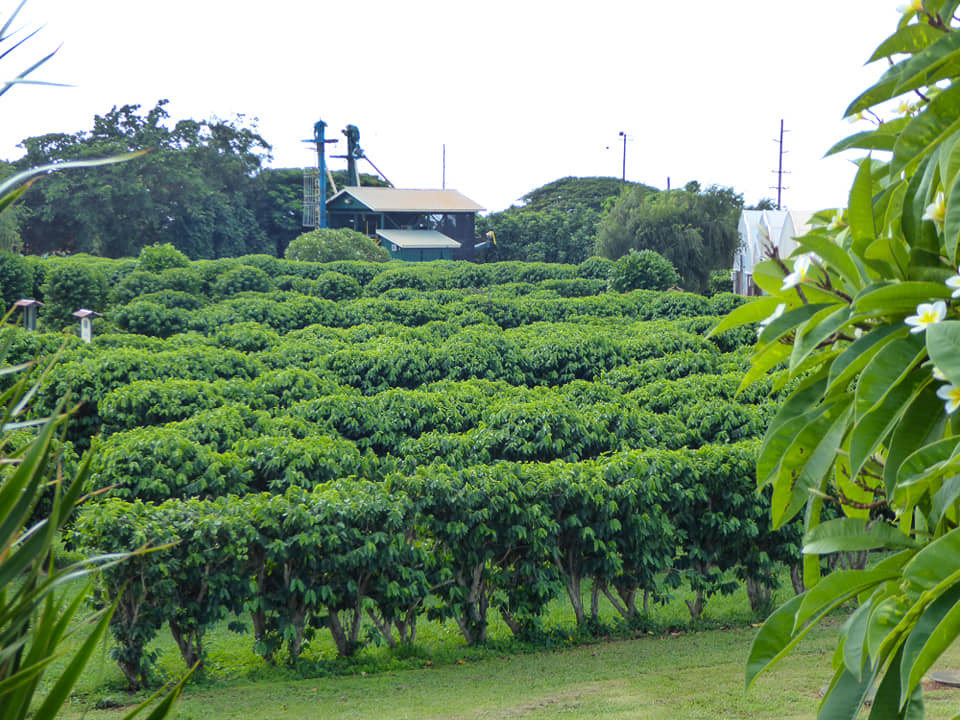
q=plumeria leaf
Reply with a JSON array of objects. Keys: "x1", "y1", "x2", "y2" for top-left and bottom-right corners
[
  {"x1": 903, "y1": 526, "x2": 960, "y2": 594},
  {"x1": 745, "y1": 593, "x2": 806, "y2": 689},
  {"x1": 826, "y1": 129, "x2": 895, "y2": 156},
  {"x1": 901, "y1": 156, "x2": 928, "y2": 250},
  {"x1": 758, "y1": 303, "x2": 833, "y2": 344},
  {"x1": 891, "y1": 29, "x2": 960, "y2": 98},
  {"x1": 897, "y1": 437, "x2": 960, "y2": 502},
  {"x1": 944, "y1": 168, "x2": 960, "y2": 264},
  {"x1": 932, "y1": 476, "x2": 960, "y2": 532},
  {"x1": 853, "y1": 281, "x2": 951, "y2": 314},
  {"x1": 770, "y1": 395, "x2": 853, "y2": 528},
  {"x1": 869, "y1": 23, "x2": 946, "y2": 62},
  {"x1": 842, "y1": 601, "x2": 873, "y2": 681},
  {"x1": 802, "y1": 518, "x2": 918, "y2": 555},
  {"x1": 850, "y1": 368, "x2": 929, "y2": 479},
  {"x1": 900, "y1": 582, "x2": 960, "y2": 706},
  {"x1": 846, "y1": 63, "x2": 907, "y2": 117},
  {"x1": 790, "y1": 305, "x2": 854, "y2": 373},
  {"x1": 873, "y1": 645, "x2": 925, "y2": 719},
  {"x1": 0, "y1": 151, "x2": 148, "y2": 200},
  {"x1": 850, "y1": 157, "x2": 879, "y2": 251},
  {"x1": 826, "y1": 119, "x2": 910, "y2": 157},
  {"x1": 707, "y1": 296, "x2": 783, "y2": 337},
  {"x1": 738, "y1": 341, "x2": 791, "y2": 395},
  {"x1": 752, "y1": 258, "x2": 790, "y2": 296},
  {"x1": 926, "y1": 320, "x2": 960, "y2": 387},
  {"x1": 797, "y1": 233, "x2": 868, "y2": 290},
  {"x1": 940, "y1": 129, "x2": 960, "y2": 190},
  {"x1": 827, "y1": 323, "x2": 908, "y2": 397},
  {"x1": 758, "y1": 371, "x2": 829, "y2": 485},
  {"x1": 893, "y1": 84, "x2": 960, "y2": 177},
  {"x1": 883, "y1": 383, "x2": 947, "y2": 498},
  {"x1": 795, "y1": 565, "x2": 903, "y2": 632},
  {"x1": 854, "y1": 333, "x2": 926, "y2": 420},
  {"x1": 820, "y1": 664, "x2": 878, "y2": 719}
]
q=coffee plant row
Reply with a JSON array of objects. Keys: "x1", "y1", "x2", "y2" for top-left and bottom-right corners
[
  {"x1": 5, "y1": 254, "x2": 791, "y2": 688},
  {"x1": 73, "y1": 443, "x2": 797, "y2": 688}
]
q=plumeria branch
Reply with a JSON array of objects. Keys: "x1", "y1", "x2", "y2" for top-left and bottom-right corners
[
  {"x1": 835, "y1": 489, "x2": 888, "y2": 511},
  {"x1": 765, "y1": 243, "x2": 809, "y2": 305}
]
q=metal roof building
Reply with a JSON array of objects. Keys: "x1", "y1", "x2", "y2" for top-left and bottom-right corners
[
  {"x1": 732, "y1": 209, "x2": 813, "y2": 296},
  {"x1": 327, "y1": 187, "x2": 485, "y2": 261}
]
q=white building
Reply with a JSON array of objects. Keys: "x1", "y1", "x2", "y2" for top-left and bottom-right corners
[{"x1": 732, "y1": 209, "x2": 814, "y2": 296}]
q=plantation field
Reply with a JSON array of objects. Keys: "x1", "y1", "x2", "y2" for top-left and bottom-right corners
[{"x1": 8, "y1": 253, "x2": 809, "y2": 707}]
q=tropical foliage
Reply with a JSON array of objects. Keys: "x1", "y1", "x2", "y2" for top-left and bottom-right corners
[{"x1": 715, "y1": 4, "x2": 960, "y2": 717}]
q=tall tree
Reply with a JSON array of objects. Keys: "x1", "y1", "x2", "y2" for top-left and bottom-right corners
[
  {"x1": 476, "y1": 176, "x2": 648, "y2": 264},
  {"x1": 518, "y1": 176, "x2": 654, "y2": 214},
  {"x1": 16, "y1": 100, "x2": 273, "y2": 259},
  {"x1": 595, "y1": 182, "x2": 742, "y2": 293},
  {"x1": 476, "y1": 206, "x2": 601, "y2": 264}
]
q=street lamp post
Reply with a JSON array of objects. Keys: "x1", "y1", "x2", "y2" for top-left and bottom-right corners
[{"x1": 618, "y1": 131, "x2": 628, "y2": 186}]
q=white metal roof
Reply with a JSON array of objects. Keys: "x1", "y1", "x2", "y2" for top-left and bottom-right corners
[
  {"x1": 377, "y1": 229, "x2": 462, "y2": 249},
  {"x1": 735, "y1": 209, "x2": 791, "y2": 275},
  {"x1": 329, "y1": 187, "x2": 484, "y2": 213},
  {"x1": 733, "y1": 209, "x2": 817, "y2": 294}
]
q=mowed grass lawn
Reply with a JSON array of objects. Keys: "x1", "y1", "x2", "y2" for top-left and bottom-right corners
[{"x1": 59, "y1": 619, "x2": 960, "y2": 720}]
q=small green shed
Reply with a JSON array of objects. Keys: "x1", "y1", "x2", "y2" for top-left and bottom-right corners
[{"x1": 376, "y1": 229, "x2": 462, "y2": 261}]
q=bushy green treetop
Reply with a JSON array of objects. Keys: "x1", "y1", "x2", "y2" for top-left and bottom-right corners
[{"x1": 285, "y1": 228, "x2": 390, "y2": 263}]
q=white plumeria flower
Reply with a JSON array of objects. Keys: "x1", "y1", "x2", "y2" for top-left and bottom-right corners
[
  {"x1": 898, "y1": 0, "x2": 924, "y2": 14},
  {"x1": 757, "y1": 303, "x2": 786, "y2": 338},
  {"x1": 905, "y1": 300, "x2": 947, "y2": 333},
  {"x1": 946, "y1": 274, "x2": 960, "y2": 298},
  {"x1": 933, "y1": 366, "x2": 949, "y2": 382},
  {"x1": 898, "y1": 100, "x2": 917, "y2": 117},
  {"x1": 782, "y1": 253, "x2": 818, "y2": 290},
  {"x1": 827, "y1": 211, "x2": 846, "y2": 231},
  {"x1": 937, "y1": 383, "x2": 960, "y2": 414},
  {"x1": 923, "y1": 192, "x2": 946, "y2": 226}
]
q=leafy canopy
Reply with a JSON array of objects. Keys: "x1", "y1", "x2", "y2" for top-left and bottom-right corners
[{"x1": 15, "y1": 100, "x2": 274, "y2": 259}]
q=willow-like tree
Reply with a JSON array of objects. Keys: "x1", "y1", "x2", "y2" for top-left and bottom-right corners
[{"x1": 596, "y1": 182, "x2": 741, "y2": 293}]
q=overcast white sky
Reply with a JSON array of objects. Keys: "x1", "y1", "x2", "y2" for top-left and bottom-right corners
[{"x1": 2, "y1": 1, "x2": 902, "y2": 214}]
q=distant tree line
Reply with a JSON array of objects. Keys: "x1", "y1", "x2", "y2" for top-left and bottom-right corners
[
  {"x1": 479, "y1": 178, "x2": 746, "y2": 294},
  {"x1": 3, "y1": 101, "x2": 389, "y2": 260},
  {"x1": 3, "y1": 102, "x2": 751, "y2": 291}
]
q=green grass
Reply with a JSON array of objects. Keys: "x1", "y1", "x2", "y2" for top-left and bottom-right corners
[
  {"x1": 59, "y1": 622, "x2": 960, "y2": 720},
  {"x1": 50, "y1": 572, "x2": 960, "y2": 719}
]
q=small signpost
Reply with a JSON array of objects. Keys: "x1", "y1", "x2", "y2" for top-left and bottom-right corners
[
  {"x1": 13, "y1": 299, "x2": 43, "y2": 331},
  {"x1": 72, "y1": 309, "x2": 102, "y2": 343}
]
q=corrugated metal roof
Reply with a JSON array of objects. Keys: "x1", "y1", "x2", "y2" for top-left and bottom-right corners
[
  {"x1": 329, "y1": 187, "x2": 484, "y2": 212},
  {"x1": 377, "y1": 229, "x2": 462, "y2": 249}
]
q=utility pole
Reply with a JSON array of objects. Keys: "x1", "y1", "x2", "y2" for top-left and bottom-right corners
[{"x1": 772, "y1": 119, "x2": 789, "y2": 210}]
